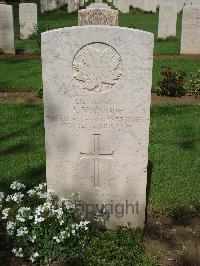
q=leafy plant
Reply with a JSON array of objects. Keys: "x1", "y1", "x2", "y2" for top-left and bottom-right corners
[
  {"x1": 35, "y1": 85, "x2": 43, "y2": 98},
  {"x1": 188, "y1": 69, "x2": 200, "y2": 97},
  {"x1": 31, "y1": 24, "x2": 51, "y2": 48},
  {"x1": 156, "y1": 67, "x2": 186, "y2": 97},
  {"x1": 83, "y1": 228, "x2": 156, "y2": 266},
  {"x1": 157, "y1": 36, "x2": 178, "y2": 42},
  {"x1": 0, "y1": 182, "x2": 91, "y2": 265}
]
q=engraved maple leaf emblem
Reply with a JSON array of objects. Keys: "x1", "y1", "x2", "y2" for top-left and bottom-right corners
[{"x1": 73, "y1": 43, "x2": 123, "y2": 93}]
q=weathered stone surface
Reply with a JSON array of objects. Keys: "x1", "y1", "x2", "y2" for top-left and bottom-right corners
[
  {"x1": 95, "y1": 0, "x2": 102, "y2": 3},
  {"x1": 185, "y1": 0, "x2": 200, "y2": 6},
  {"x1": 0, "y1": 4, "x2": 15, "y2": 54},
  {"x1": 78, "y1": 8, "x2": 118, "y2": 26},
  {"x1": 68, "y1": 0, "x2": 79, "y2": 13},
  {"x1": 181, "y1": 6, "x2": 200, "y2": 54},
  {"x1": 42, "y1": 26, "x2": 154, "y2": 229},
  {"x1": 79, "y1": 0, "x2": 84, "y2": 7},
  {"x1": 40, "y1": 0, "x2": 57, "y2": 13},
  {"x1": 143, "y1": 0, "x2": 158, "y2": 12},
  {"x1": 86, "y1": 3, "x2": 111, "y2": 9},
  {"x1": 19, "y1": 3, "x2": 37, "y2": 40},
  {"x1": 117, "y1": 0, "x2": 129, "y2": 13},
  {"x1": 158, "y1": 3, "x2": 177, "y2": 39},
  {"x1": 158, "y1": 0, "x2": 184, "y2": 13}
]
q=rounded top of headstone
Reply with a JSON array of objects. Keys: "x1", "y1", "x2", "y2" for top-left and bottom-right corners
[{"x1": 42, "y1": 26, "x2": 154, "y2": 40}]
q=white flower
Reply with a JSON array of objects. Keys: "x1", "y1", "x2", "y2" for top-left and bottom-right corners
[
  {"x1": 53, "y1": 236, "x2": 61, "y2": 243},
  {"x1": 79, "y1": 220, "x2": 90, "y2": 230},
  {"x1": 16, "y1": 227, "x2": 28, "y2": 237},
  {"x1": 2, "y1": 208, "x2": 10, "y2": 219},
  {"x1": 6, "y1": 192, "x2": 24, "y2": 203},
  {"x1": 37, "y1": 191, "x2": 47, "y2": 199},
  {"x1": 18, "y1": 207, "x2": 30, "y2": 214},
  {"x1": 6, "y1": 221, "x2": 16, "y2": 235},
  {"x1": 12, "y1": 247, "x2": 23, "y2": 258},
  {"x1": 34, "y1": 215, "x2": 45, "y2": 224},
  {"x1": 59, "y1": 220, "x2": 64, "y2": 225},
  {"x1": 30, "y1": 252, "x2": 39, "y2": 262},
  {"x1": 0, "y1": 192, "x2": 4, "y2": 208},
  {"x1": 16, "y1": 214, "x2": 25, "y2": 223},
  {"x1": 62, "y1": 198, "x2": 76, "y2": 211},
  {"x1": 29, "y1": 235, "x2": 36, "y2": 243},
  {"x1": 10, "y1": 181, "x2": 26, "y2": 191},
  {"x1": 27, "y1": 189, "x2": 36, "y2": 196},
  {"x1": 71, "y1": 229, "x2": 76, "y2": 235}
]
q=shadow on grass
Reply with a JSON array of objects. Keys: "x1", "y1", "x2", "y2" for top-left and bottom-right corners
[
  {"x1": 0, "y1": 142, "x2": 32, "y2": 156},
  {"x1": 145, "y1": 161, "x2": 153, "y2": 225}
]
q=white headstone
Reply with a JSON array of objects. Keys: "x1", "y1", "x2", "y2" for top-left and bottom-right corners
[
  {"x1": 40, "y1": 0, "x2": 57, "y2": 13},
  {"x1": 181, "y1": 6, "x2": 200, "y2": 54},
  {"x1": 158, "y1": 3, "x2": 177, "y2": 39},
  {"x1": 185, "y1": 0, "x2": 200, "y2": 6},
  {"x1": 143, "y1": 0, "x2": 158, "y2": 12},
  {"x1": 79, "y1": 0, "x2": 84, "y2": 7},
  {"x1": 117, "y1": 0, "x2": 129, "y2": 13},
  {"x1": 86, "y1": 3, "x2": 111, "y2": 9},
  {"x1": 0, "y1": 4, "x2": 15, "y2": 54},
  {"x1": 158, "y1": 0, "x2": 184, "y2": 13},
  {"x1": 19, "y1": 3, "x2": 37, "y2": 40},
  {"x1": 42, "y1": 26, "x2": 154, "y2": 229},
  {"x1": 68, "y1": 0, "x2": 79, "y2": 13},
  {"x1": 78, "y1": 8, "x2": 118, "y2": 26}
]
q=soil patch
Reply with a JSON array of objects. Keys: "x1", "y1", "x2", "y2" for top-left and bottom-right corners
[
  {"x1": 0, "y1": 91, "x2": 199, "y2": 105},
  {"x1": 144, "y1": 215, "x2": 200, "y2": 266},
  {"x1": 154, "y1": 54, "x2": 200, "y2": 60},
  {"x1": 0, "y1": 54, "x2": 40, "y2": 60},
  {"x1": 1, "y1": 53, "x2": 200, "y2": 60}
]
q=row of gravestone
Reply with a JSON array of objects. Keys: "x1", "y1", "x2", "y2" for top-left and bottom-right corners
[
  {"x1": 0, "y1": 3, "x2": 37, "y2": 54},
  {"x1": 0, "y1": 2, "x2": 200, "y2": 54},
  {"x1": 158, "y1": 3, "x2": 200, "y2": 54},
  {"x1": 41, "y1": 0, "x2": 85, "y2": 13},
  {"x1": 112, "y1": 0, "x2": 199, "y2": 13},
  {"x1": 41, "y1": 0, "x2": 200, "y2": 14}
]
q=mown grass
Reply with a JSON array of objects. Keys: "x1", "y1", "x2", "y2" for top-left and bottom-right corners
[
  {"x1": 0, "y1": 58, "x2": 42, "y2": 91},
  {"x1": 7, "y1": 1, "x2": 182, "y2": 55},
  {"x1": 0, "y1": 57, "x2": 199, "y2": 92},
  {"x1": 0, "y1": 104, "x2": 199, "y2": 217}
]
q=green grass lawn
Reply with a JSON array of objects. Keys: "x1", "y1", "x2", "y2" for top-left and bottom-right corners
[
  {"x1": 8, "y1": 1, "x2": 182, "y2": 55},
  {"x1": 0, "y1": 57, "x2": 199, "y2": 92},
  {"x1": 0, "y1": 104, "x2": 199, "y2": 217}
]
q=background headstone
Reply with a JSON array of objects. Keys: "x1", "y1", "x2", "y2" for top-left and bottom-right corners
[
  {"x1": 42, "y1": 26, "x2": 154, "y2": 229},
  {"x1": 78, "y1": 8, "x2": 118, "y2": 25},
  {"x1": 158, "y1": 3, "x2": 177, "y2": 39},
  {"x1": 86, "y1": 3, "x2": 111, "y2": 9},
  {"x1": 68, "y1": 0, "x2": 79, "y2": 13},
  {"x1": 181, "y1": 5, "x2": 200, "y2": 54},
  {"x1": 117, "y1": 0, "x2": 129, "y2": 13},
  {"x1": 19, "y1": 3, "x2": 37, "y2": 40},
  {"x1": 0, "y1": 4, "x2": 15, "y2": 54},
  {"x1": 40, "y1": 0, "x2": 57, "y2": 13}
]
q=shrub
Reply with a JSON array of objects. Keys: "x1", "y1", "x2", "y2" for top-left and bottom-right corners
[
  {"x1": 0, "y1": 182, "x2": 91, "y2": 265},
  {"x1": 188, "y1": 69, "x2": 200, "y2": 97},
  {"x1": 0, "y1": 48, "x2": 4, "y2": 54},
  {"x1": 156, "y1": 67, "x2": 186, "y2": 97}
]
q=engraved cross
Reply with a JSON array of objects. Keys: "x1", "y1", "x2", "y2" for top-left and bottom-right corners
[{"x1": 80, "y1": 134, "x2": 114, "y2": 188}]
